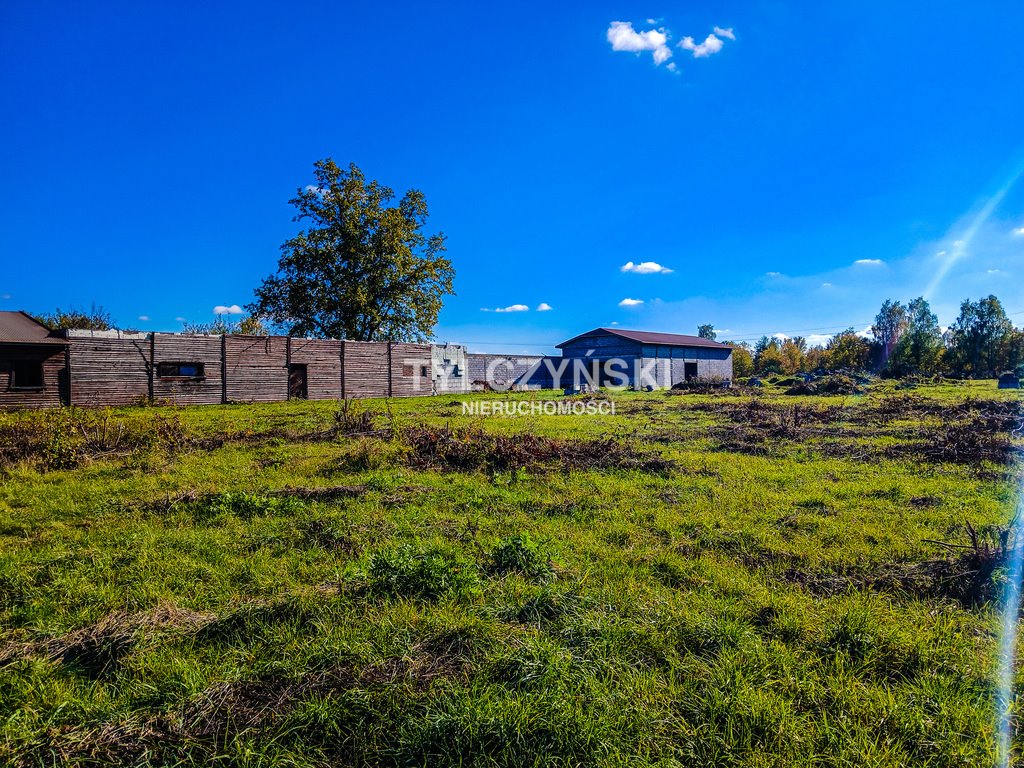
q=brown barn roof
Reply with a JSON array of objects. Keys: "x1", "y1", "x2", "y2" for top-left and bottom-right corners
[
  {"x1": 557, "y1": 327, "x2": 732, "y2": 350},
  {"x1": 0, "y1": 311, "x2": 67, "y2": 345}
]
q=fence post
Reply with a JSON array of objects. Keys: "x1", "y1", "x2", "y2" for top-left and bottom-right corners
[
  {"x1": 148, "y1": 333, "x2": 155, "y2": 401},
  {"x1": 221, "y1": 335, "x2": 228, "y2": 404},
  {"x1": 387, "y1": 342, "x2": 393, "y2": 397}
]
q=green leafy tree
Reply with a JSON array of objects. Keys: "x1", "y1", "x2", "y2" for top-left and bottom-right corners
[
  {"x1": 754, "y1": 337, "x2": 785, "y2": 375},
  {"x1": 890, "y1": 297, "x2": 943, "y2": 375},
  {"x1": 697, "y1": 324, "x2": 717, "y2": 340},
  {"x1": 728, "y1": 343, "x2": 754, "y2": 377},
  {"x1": 36, "y1": 303, "x2": 115, "y2": 331},
  {"x1": 181, "y1": 314, "x2": 268, "y2": 335},
  {"x1": 780, "y1": 337, "x2": 807, "y2": 374},
  {"x1": 250, "y1": 159, "x2": 455, "y2": 341},
  {"x1": 804, "y1": 345, "x2": 825, "y2": 372},
  {"x1": 870, "y1": 299, "x2": 908, "y2": 372},
  {"x1": 999, "y1": 327, "x2": 1024, "y2": 375},
  {"x1": 823, "y1": 328, "x2": 871, "y2": 371},
  {"x1": 947, "y1": 295, "x2": 1013, "y2": 377}
]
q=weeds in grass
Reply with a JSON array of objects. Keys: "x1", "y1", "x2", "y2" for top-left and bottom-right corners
[
  {"x1": 402, "y1": 425, "x2": 674, "y2": 474},
  {"x1": 367, "y1": 545, "x2": 479, "y2": 600},
  {"x1": 0, "y1": 408, "x2": 192, "y2": 471},
  {"x1": 0, "y1": 384, "x2": 1018, "y2": 767},
  {"x1": 172, "y1": 491, "x2": 307, "y2": 521},
  {"x1": 485, "y1": 534, "x2": 555, "y2": 582},
  {"x1": 0, "y1": 604, "x2": 214, "y2": 677}
]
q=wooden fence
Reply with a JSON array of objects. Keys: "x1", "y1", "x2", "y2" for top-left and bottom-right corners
[{"x1": 58, "y1": 332, "x2": 437, "y2": 408}]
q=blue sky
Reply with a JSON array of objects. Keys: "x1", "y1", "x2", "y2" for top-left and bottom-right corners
[{"x1": 2, "y1": 1, "x2": 1024, "y2": 354}]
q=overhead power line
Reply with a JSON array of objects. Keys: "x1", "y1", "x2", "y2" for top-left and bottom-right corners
[{"x1": 438, "y1": 305, "x2": 1024, "y2": 350}]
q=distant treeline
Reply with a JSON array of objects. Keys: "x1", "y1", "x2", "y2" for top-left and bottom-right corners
[{"x1": 721, "y1": 295, "x2": 1023, "y2": 379}]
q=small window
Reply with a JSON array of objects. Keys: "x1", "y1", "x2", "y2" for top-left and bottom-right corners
[
  {"x1": 157, "y1": 362, "x2": 205, "y2": 379},
  {"x1": 421, "y1": 365, "x2": 430, "y2": 378},
  {"x1": 10, "y1": 360, "x2": 44, "y2": 390}
]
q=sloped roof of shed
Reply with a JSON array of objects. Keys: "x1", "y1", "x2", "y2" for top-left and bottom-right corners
[
  {"x1": 556, "y1": 327, "x2": 733, "y2": 350},
  {"x1": 0, "y1": 311, "x2": 67, "y2": 345}
]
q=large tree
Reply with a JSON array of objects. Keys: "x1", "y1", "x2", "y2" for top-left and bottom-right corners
[
  {"x1": 36, "y1": 303, "x2": 115, "y2": 331},
  {"x1": 946, "y1": 295, "x2": 1013, "y2": 377},
  {"x1": 870, "y1": 299, "x2": 908, "y2": 372},
  {"x1": 823, "y1": 328, "x2": 871, "y2": 371},
  {"x1": 890, "y1": 297, "x2": 943, "y2": 375},
  {"x1": 249, "y1": 159, "x2": 455, "y2": 341}
]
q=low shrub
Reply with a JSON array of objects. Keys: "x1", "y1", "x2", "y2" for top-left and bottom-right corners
[{"x1": 486, "y1": 534, "x2": 554, "y2": 581}]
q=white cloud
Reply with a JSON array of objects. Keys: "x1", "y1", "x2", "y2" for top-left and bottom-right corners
[
  {"x1": 213, "y1": 304, "x2": 244, "y2": 315},
  {"x1": 987, "y1": 269, "x2": 1003, "y2": 274},
  {"x1": 621, "y1": 260, "x2": 673, "y2": 274},
  {"x1": 1013, "y1": 227, "x2": 1024, "y2": 236},
  {"x1": 853, "y1": 258, "x2": 884, "y2": 265},
  {"x1": 175, "y1": 316, "x2": 187, "y2": 322},
  {"x1": 713, "y1": 26, "x2": 735, "y2": 41},
  {"x1": 0, "y1": 293, "x2": 10, "y2": 300},
  {"x1": 666, "y1": 62, "x2": 677, "y2": 73},
  {"x1": 772, "y1": 332, "x2": 789, "y2": 341},
  {"x1": 680, "y1": 33, "x2": 724, "y2": 58},
  {"x1": 481, "y1": 304, "x2": 529, "y2": 313},
  {"x1": 766, "y1": 271, "x2": 782, "y2": 277},
  {"x1": 137, "y1": 315, "x2": 150, "y2": 322},
  {"x1": 536, "y1": 302, "x2": 553, "y2": 312},
  {"x1": 618, "y1": 298, "x2": 644, "y2": 307},
  {"x1": 607, "y1": 21, "x2": 672, "y2": 66},
  {"x1": 805, "y1": 333, "x2": 831, "y2": 347},
  {"x1": 821, "y1": 282, "x2": 833, "y2": 288}
]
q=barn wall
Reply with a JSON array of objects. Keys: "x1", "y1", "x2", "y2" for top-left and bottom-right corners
[
  {"x1": 68, "y1": 336, "x2": 151, "y2": 406},
  {"x1": 698, "y1": 347, "x2": 733, "y2": 380},
  {"x1": 289, "y1": 339, "x2": 343, "y2": 400},
  {"x1": 152, "y1": 334, "x2": 223, "y2": 405},
  {"x1": 342, "y1": 341, "x2": 390, "y2": 398},
  {"x1": 0, "y1": 345, "x2": 68, "y2": 409},
  {"x1": 225, "y1": 336, "x2": 288, "y2": 402},
  {"x1": 559, "y1": 336, "x2": 641, "y2": 360}
]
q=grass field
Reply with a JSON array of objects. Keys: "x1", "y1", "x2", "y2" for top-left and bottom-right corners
[{"x1": 0, "y1": 380, "x2": 1022, "y2": 767}]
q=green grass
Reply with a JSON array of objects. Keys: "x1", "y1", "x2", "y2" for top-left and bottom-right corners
[{"x1": 0, "y1": 380, "x2": 1021, "y2": 766}]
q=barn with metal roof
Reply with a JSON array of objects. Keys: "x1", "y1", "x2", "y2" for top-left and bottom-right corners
[{"x1": 557, "y1": 327, "x2": 733, "y2": 388}]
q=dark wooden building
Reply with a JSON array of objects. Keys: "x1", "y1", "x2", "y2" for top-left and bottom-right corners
[{"x1": 0, "y1": 311, "x2": 69, "y2": 408}]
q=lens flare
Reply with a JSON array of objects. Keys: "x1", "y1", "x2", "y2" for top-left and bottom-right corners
[
  {"x1": 997, "y1": 416, "x2": 1024, "y2": 767},
  {"x1": 923, "y1": 158, "x2": 1024, "y2": 301}
]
